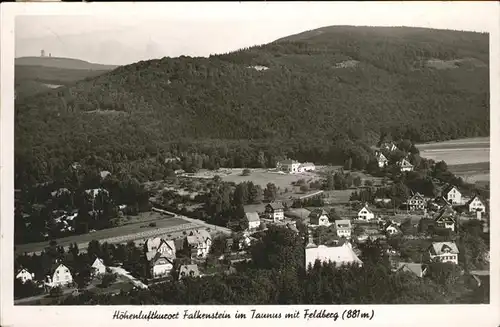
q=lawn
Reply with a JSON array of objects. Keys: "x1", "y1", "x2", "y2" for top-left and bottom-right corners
[
  {"x1": 417, "y1": 137, "x2": 489, "y2": 165},
  {"x1": 188, "y1": 168, "x2": 323, "y2": 190},
  {"x1": 15, "y1": 213, "x2": 194, "y2": 255}
]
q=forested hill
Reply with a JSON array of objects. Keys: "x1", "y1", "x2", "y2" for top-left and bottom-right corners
[{"x1": 15, "y1": 26, "x2": 489, "y2": 185}]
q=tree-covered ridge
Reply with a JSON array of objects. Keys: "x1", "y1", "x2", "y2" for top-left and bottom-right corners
[{"x1": 15, "y1": 26, "x2": 489, "y2": 185}]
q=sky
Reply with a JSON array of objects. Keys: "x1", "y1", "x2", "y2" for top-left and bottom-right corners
[{"x1": 14, "y1": 2, "x2": 499, "y2": 66}]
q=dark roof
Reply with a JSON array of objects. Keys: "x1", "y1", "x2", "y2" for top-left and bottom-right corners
[
  {"x1": 266, "y1": 201, "x2": 284, "y2": 210},
  {"x1": 442, "y1": 184, "x2": 460, "y2": 195},
  {"x1": 433, "y1": 205, "x2": 456, "y2": 222},
  {"x1": 308, "y1": 209, "x2": 328, "y2": 219},
  {"x1": 466, "y1": 195, "x2": 486, "y2": 206},
  {"x1": 174, "y1": 238, "x2": 184, "y2": 251}
]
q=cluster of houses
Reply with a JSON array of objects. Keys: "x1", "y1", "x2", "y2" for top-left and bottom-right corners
[
  {"x1": 276, "y1": 159, "x2": 316, "y2": 174},
  {"x1": 144, "y1": 229, "x2": 212, "y2": 279},
  {"x1": 303, "y1": 221, "x2": 461, "y2": 278},
  {"x1": 374, "y1": 141, "x2": 415, "y2": 172}
]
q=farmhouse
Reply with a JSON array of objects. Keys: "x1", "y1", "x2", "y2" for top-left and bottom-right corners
[
  {"x1": 333, "y1": 219, "x2": 352, "y2": 239},
  {"x1": 305, "y1": 243, "x2": 363, "y2": 269},
  {"x1": 407, "y1": 192, "x2": 426, "y2": 211},
  {"x1": 308, "y1": 209, "x2": 330, "y2": 226},
  {"x1": 442, "y1": 185, "x2": 462, "y2": 205},
  {"x1": 433, "y1": 205, "x2": 457, "y2": 232},
  {"x1": 375, "y1": 151, "x2": 388, "y2": 168},
  {"x1": 45, "y1": 263, "x2": 73, "y2": 288},
  {"x1": 91, "y1": 257, "x2": 106, "y2": 276},
  {"x1": 265, "y1": 201, "x2": 285, "y2": 222},
  {"x1": 276, "y1": 159, "x2": 301, "y2": 173},
  {"x1": 150, "y1": 253, "x2": 174, "y2": 278},
  {"x1": 16, "y1": 268, "x2": 35, "y2": 284},
  {"x1": 245, "y1": 212, "x2": 261, "y2": 230},
  {"x1": 185, "y1": 230, "x2": 212, "y2": 258},
  {"x1": 429, "y1": 242, "x2": 459, "y2": 265},
  {"x1": 396, "y1": 262, "x2": 427, "y2": 278},
  {"x1": 466, "y1": 195, "x2": 486, "y2": 214},
  {"x1": 397, "y1": 158, "x2": 414, "y2": 172},
  {"x1": 358, "y1": 205, "x2": 375, "y2": 221},
  {"x1": 178, "y1": 264, "x2": 200, "y2": 280},
  {"x1": 85, "y1": 188, "x2": 109, "y2": 199}
]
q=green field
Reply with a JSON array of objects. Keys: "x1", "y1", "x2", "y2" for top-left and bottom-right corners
[{"x1": 15, "y1": 213, "x2": 192, "y2": 255}]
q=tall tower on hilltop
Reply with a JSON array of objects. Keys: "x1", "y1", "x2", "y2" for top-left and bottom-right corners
[{"x1": 41, "y1": 49, "x2": 45, "y2": 57}]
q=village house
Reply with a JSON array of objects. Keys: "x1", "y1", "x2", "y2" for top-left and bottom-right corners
[
  {"x1": 333, "y1": 219, "x2": 352, "y2": 239},
  {"x1": 178, "y1": 264, "x2": 200, "y2": 280},
  {"x1": 385, "y1": 222, "x2": 402, "y2": 236},
  {"x1": 308, "y1": 209, "x2": 330, "y2": 226},
  {"x1": 185, "y1": 229, "x2": 212, "y2": 258},
  {"x1": 99, "y1": 170, "x2": 111, "y2": 179},
  {"x1": 357, "y1": 205, "x2": 375, "y2": 221},
  {"x1": 305, "y1": 243, "x2": 363, "y2": 269},
  {"x1": 429, "y1": 196, "x2": 451, "y2": 211},
  {"x1": 380, "y1": 142, "x2": 398, "y2": 152},
  {"x1": 428, "y1": 242, "x2": 459, "y2": 265},
  {"x1": 16, "y1": 268, "x2": 35, "y2": 284},
  {"x1": 150, "y1": 253, "x2": 175, "y2": 278},
  {"x1": 375, "y1": 151, "x2": 388, "y2": 168},
  {"x1": 396, "y1": 262, "x2": 427, "y2": 278},
  {"x1": 466, "y1": 195, "x2": 486, "y2": 214},
  {"x1": 407, "y1": 192, "x2": 426, "y2": 211},
  {"x1": 397, "y1": 158, "x2": 414, "y2": 172},
  {"x1": 45, "y1": 263, "x2": 73, "y2": 288},
  {"x1": 276, "y1": 159, "x2": 301, "y2": 173},
  {"x1": 145, "y1": 237, "x2": 177, "y2": 261},
  {"x1": 265, "y1": 201, "x2": 285, "y2": 222},
  {"x1": 297, "y1": 162, "x2": 316, "y2": 173},
  {"x1": 433, "y1": 205, "x2": 457, "y2": 232},
  {"x1": 441, "y1": 185, "x2": 462, "y2": 205},
  {"x1": 245, "y1": 212, "x2": 261, "y2": 230},
  {"x1": 91, "y1": 257, "x2": 106, "y2": 276}
]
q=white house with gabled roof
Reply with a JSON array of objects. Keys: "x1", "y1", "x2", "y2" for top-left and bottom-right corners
[
  {"x1": 91, "y1": 257, "x2": 106, "y2": 276},
  {"x1": 358, "y1": 205, "x2": 375, "y2": 221},
  {"x1": 466, "y1": 195, "x2": 486, "y2": 214},
  {"x1": 16, "y1": 268, "x2": 35, "y2": 284}
]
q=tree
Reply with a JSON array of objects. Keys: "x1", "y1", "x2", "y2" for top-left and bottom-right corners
[
  {"x1": 328, "y1": 208, "x2": 341, "y2": 221},
  {"x1": 353, "y1": 176, "x2": 362, "y2": 187},
  {"x1": 264, "y1": 183, "x2": 278, "y2": 202},
  {"x1": 364, "y1": 179, "x2": 373, "y2": 187},
  {"x1": 299, "y1": 184, "x2": 309, "y2": 193},
  {"x1": 242, "y1": 169, "x2": 251, "y2": 176},
  {"x1": 99, "y1": 273, "x2": 117, "y2": 288}
]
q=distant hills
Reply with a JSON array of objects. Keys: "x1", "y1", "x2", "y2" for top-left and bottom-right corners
[
  {"x1": 15, "y1": 26, "x2": 489, "y2": 185},
  {"x1": 15, "y1": 56, "x2": 117, "y2": 98},
  {"x1": 15, "y1": 56, "x2": 118, "y2": 70}
]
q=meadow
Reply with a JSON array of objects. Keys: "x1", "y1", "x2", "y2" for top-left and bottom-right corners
[{"x1": 417, "y1": 137, "x2": 490, "y2": 182}]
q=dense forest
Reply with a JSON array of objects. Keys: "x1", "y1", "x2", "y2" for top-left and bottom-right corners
[{"x1": 15, "y1": 26, "x2": 489, "y2": 186}]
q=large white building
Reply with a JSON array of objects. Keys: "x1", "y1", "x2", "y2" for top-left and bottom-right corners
[{"x1": 276, "y1": 160, "x2": 315, "y2": 174}]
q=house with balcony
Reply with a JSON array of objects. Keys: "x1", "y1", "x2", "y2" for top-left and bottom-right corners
[
  {"x1": 428, "y1": 242, "x2": 459, "y2": 265},
  {"x1": 265, "y1": 201, "x2": 285, "y2": 222}
]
